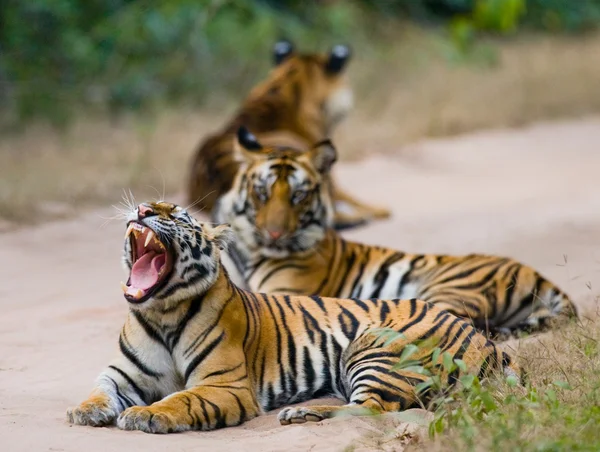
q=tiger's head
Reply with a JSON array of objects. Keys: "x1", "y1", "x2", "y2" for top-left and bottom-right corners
[
  {"x1": 122, "y1": 201, "x2": 233, "y2": 309},
  {"x1": 248, "y1": 39, "x2": 354, "y2": 133},
  {"x1": 214, "y1": 127, "x2": 336, "y2": 260}
]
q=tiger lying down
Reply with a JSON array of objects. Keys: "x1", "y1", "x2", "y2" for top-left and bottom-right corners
[
  {"x1": 214, "y1": 127, "x2": 579, "y2": 339},
  {"x1": 67, "y1": 201, "x2": 520, "y2": 434}
]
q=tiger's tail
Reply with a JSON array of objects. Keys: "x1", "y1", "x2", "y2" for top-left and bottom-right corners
[{"x1": 498, "y1": 275, "x2": 578, "y2": 338}]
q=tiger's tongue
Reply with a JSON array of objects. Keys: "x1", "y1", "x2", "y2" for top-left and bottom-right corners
[{"x1": 130, "y1": 252, "x2": 166, "y2": 290}]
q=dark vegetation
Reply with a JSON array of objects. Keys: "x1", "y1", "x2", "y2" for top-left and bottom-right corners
[{"x1": 2, "y1": 0, "x2": 600, "y2": 126}]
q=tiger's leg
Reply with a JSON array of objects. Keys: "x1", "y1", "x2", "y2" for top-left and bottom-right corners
[
  {"x1": 278, "y1": 316, "x2": 522, "y2": 426},
  {"x1": 278, "y1": 400, "x2": 384, "y2": 425},
  {"x1": 67, "y1": 359, "x2": 165, "y2": 427},
  {"x1": 68, "y1": 323, "x2": 177, "y2": 427},
  {"x1": 277, "y1": 365, "x2": 429, "y2": 426},
  {"x1": 277, "y1": 337, "x2": 430, "y2": 426},
  {"x1": 117, "y1": 383, "x2": 260, "y2": 433}
]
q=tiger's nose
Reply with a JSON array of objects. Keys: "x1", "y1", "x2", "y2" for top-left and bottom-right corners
[
  {"x1": 138, "y1": 204, "x2": 156, "y2": 219},
  {"x1": 267, "y1": 229, "x2": 283, "y2": 240}
]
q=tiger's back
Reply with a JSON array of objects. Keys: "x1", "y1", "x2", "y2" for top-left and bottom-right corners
[{"x1": 248, "y1": 231, "x2": 577, "y2": 337}]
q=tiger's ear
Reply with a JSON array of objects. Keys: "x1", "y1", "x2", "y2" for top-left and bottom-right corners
[
  {"x1": 309, "y1": 139, "x2": 337, "y2": 174},
  {"x1": 273, "y1": 39, "x2": 295, "y2": 65},
  {"x1": 234, "y1": 126, "x2": 264, "y2": 162},
  {"x1": 237, "y1": 126, "x2": 262, "y2": 151},
  {"x1": 207, "y1": 224, "x2": 234, "y2": 251},
  {"x1": 325, "y1": 44, "x2": 351, "y2": 74}
]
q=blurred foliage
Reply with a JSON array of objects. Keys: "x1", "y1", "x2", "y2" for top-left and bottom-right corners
[
  {"x1": 1, "y1": 0, "x2": 599, "y2": 126},
  {"x1": 0, "y1": 0, "x2": 362, "y2": 126}
]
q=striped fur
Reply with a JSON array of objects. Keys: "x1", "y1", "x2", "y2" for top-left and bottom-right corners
[
  {"x1": 214, "y1": 139, "x2": 579, "y2": 339},
  {"x1": 187, "y1": 40, "x2": 389, "y2": 230},
  {"x1": 67, "y1": 201, "x2": 520, "y2": 434}
]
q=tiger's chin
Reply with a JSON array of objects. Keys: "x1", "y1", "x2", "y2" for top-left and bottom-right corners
[
  {"x1": 122, "y1": 221, "x2": 175, "y2": 305},
  {"x1": 254, "y1": 229, "x2": 324, "y2": 260},
  {"x1": 259, "y1": 247, "x2": 293, "y2": 260},
  {"x1": 256, "y1": 240, "x2": 316, "y2": 260}
]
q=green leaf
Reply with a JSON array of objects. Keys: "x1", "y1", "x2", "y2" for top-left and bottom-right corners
[
  {"x1": 506, "y1": 374, "x2": 519, "y2": 387},
  {"x1": 479, "y1": 391, "x2": 498, "y2": 412},
  {"x1": 432, "y1": 347, "x2": 442, "y2": 364},
  {"x1": 454, "y1": 359, "x2": 468, "y2": 373},
  {"x1": 369, "y1": 327, "x2": 406, "y2": 348},
  {"x1": 400, "y1": 365, "x2": 431, "y2": 376},
  {"x1": 434, "y1": 416, "x2": 445, "y2": 434},
  {"x1": 545, "y1": 389, "x2": 557, "y2": 403},
  {"x1": 415, "y1": 379, "x2": 434, "y2": 395},
  {"x1": 443, "y1": 352, "x2": 455, "y2": 372},
  {"x1": 460, "y1": 374, "x2": 476, "y2": 389},
  {"x1": 399, "y1": 344, "x2": 420, "y2": 363},
  {"x1": 552, "y1": 380, "x2": 573, "y2": 390}
]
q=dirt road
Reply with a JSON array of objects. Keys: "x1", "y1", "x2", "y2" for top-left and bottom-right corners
[{"x1": 1, "y1": 118, "x2": 599, "y2": 451}]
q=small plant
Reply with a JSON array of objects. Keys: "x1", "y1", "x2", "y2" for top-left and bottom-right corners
[{"x1": 407, "y1": 314, "x2": 600, "y2": 451}]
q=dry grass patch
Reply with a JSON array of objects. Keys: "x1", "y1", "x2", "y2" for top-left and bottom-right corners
[
  {"x1": 0, "y1": 110, "x2": 226, "y2": 225},
  {"x1": 337, "y1": 28, "x2": 600, "y2": 158}
]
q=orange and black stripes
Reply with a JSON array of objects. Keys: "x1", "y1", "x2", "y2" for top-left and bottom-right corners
[
  {"x1": 68, "y1": 201, "x2": 519, "y2": 434},
  {"x1": 217, "y1": 144, "x2": 578, "y2": 339},
  {"x1": 244, "y1": 230, "x2": 577, "y2": 338}
]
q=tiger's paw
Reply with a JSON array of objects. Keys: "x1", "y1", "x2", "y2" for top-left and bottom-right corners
[
  {"x1": 67, "y1": 397, "x2": 117, "y2": 427},
  {"x1": 278, "y1": 406, "x2": 325, "y2": 425},
  {"x1": 117, "y1": 406, "x2": 184, "y2": 434}
]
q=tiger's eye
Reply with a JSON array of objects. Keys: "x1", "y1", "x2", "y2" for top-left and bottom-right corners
[
  {"x1": 255, "y1": 186, "x2": 268, "y2": 202},
  {"x1": 292, "y1": 190, "x2": 307, "y2": 204}
]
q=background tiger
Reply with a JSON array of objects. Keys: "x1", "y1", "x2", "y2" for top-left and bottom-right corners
[
  {"x1": 187, "y1": 39, "x2": 390, "y2": 230},
  {"x1": 67, "y1": 201, "x2": 520, "y2": 434},
  {"x1": 214, "y1": 128, "x2": 579, "y2": 339}
]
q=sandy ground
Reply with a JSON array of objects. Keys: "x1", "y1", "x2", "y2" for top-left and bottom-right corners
[{"x1": 1, "y1": 117, "x2": 599, "y2": 452}]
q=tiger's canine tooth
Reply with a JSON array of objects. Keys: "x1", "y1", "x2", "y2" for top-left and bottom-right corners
[
  {"x1": 127, "y1": 288, "x2": 144, "y2": 299},
  {"x1": 125, "y1": 224, "x2": 134, "y2": 239},
  {"x1": 144, "y1": 230, "x2": 154, "y2": 247},
  {"x1": 120, "y1": 281, "x2": 128, "y2": 293}
]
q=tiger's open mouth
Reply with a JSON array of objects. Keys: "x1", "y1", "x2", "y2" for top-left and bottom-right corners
[{"x1": 122, "y1": 222, "x2": 174, "y2": 304}]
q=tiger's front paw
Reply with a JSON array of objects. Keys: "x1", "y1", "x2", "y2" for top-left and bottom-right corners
[
  {"x1": 117, "y1": 406, "x2": 185, "y2": 434},
  {"x1": 67, "y1": 397, "x2": 117, "y2": 427},
  {"x1": 278, "y1": 406, "x2": 325, "y2": 425}
]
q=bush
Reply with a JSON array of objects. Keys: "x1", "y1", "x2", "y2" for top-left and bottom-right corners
[
  {"x1": 1, "y1": 0, "x2": 599, "y2": 126},
  {"x1": 0, "y1": 0, "x2": 362, "y2": 126}
]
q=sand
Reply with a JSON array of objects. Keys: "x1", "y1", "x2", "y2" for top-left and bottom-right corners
[{"x1": 1, "y1": 117, "x2": 599, "y2": 452}]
